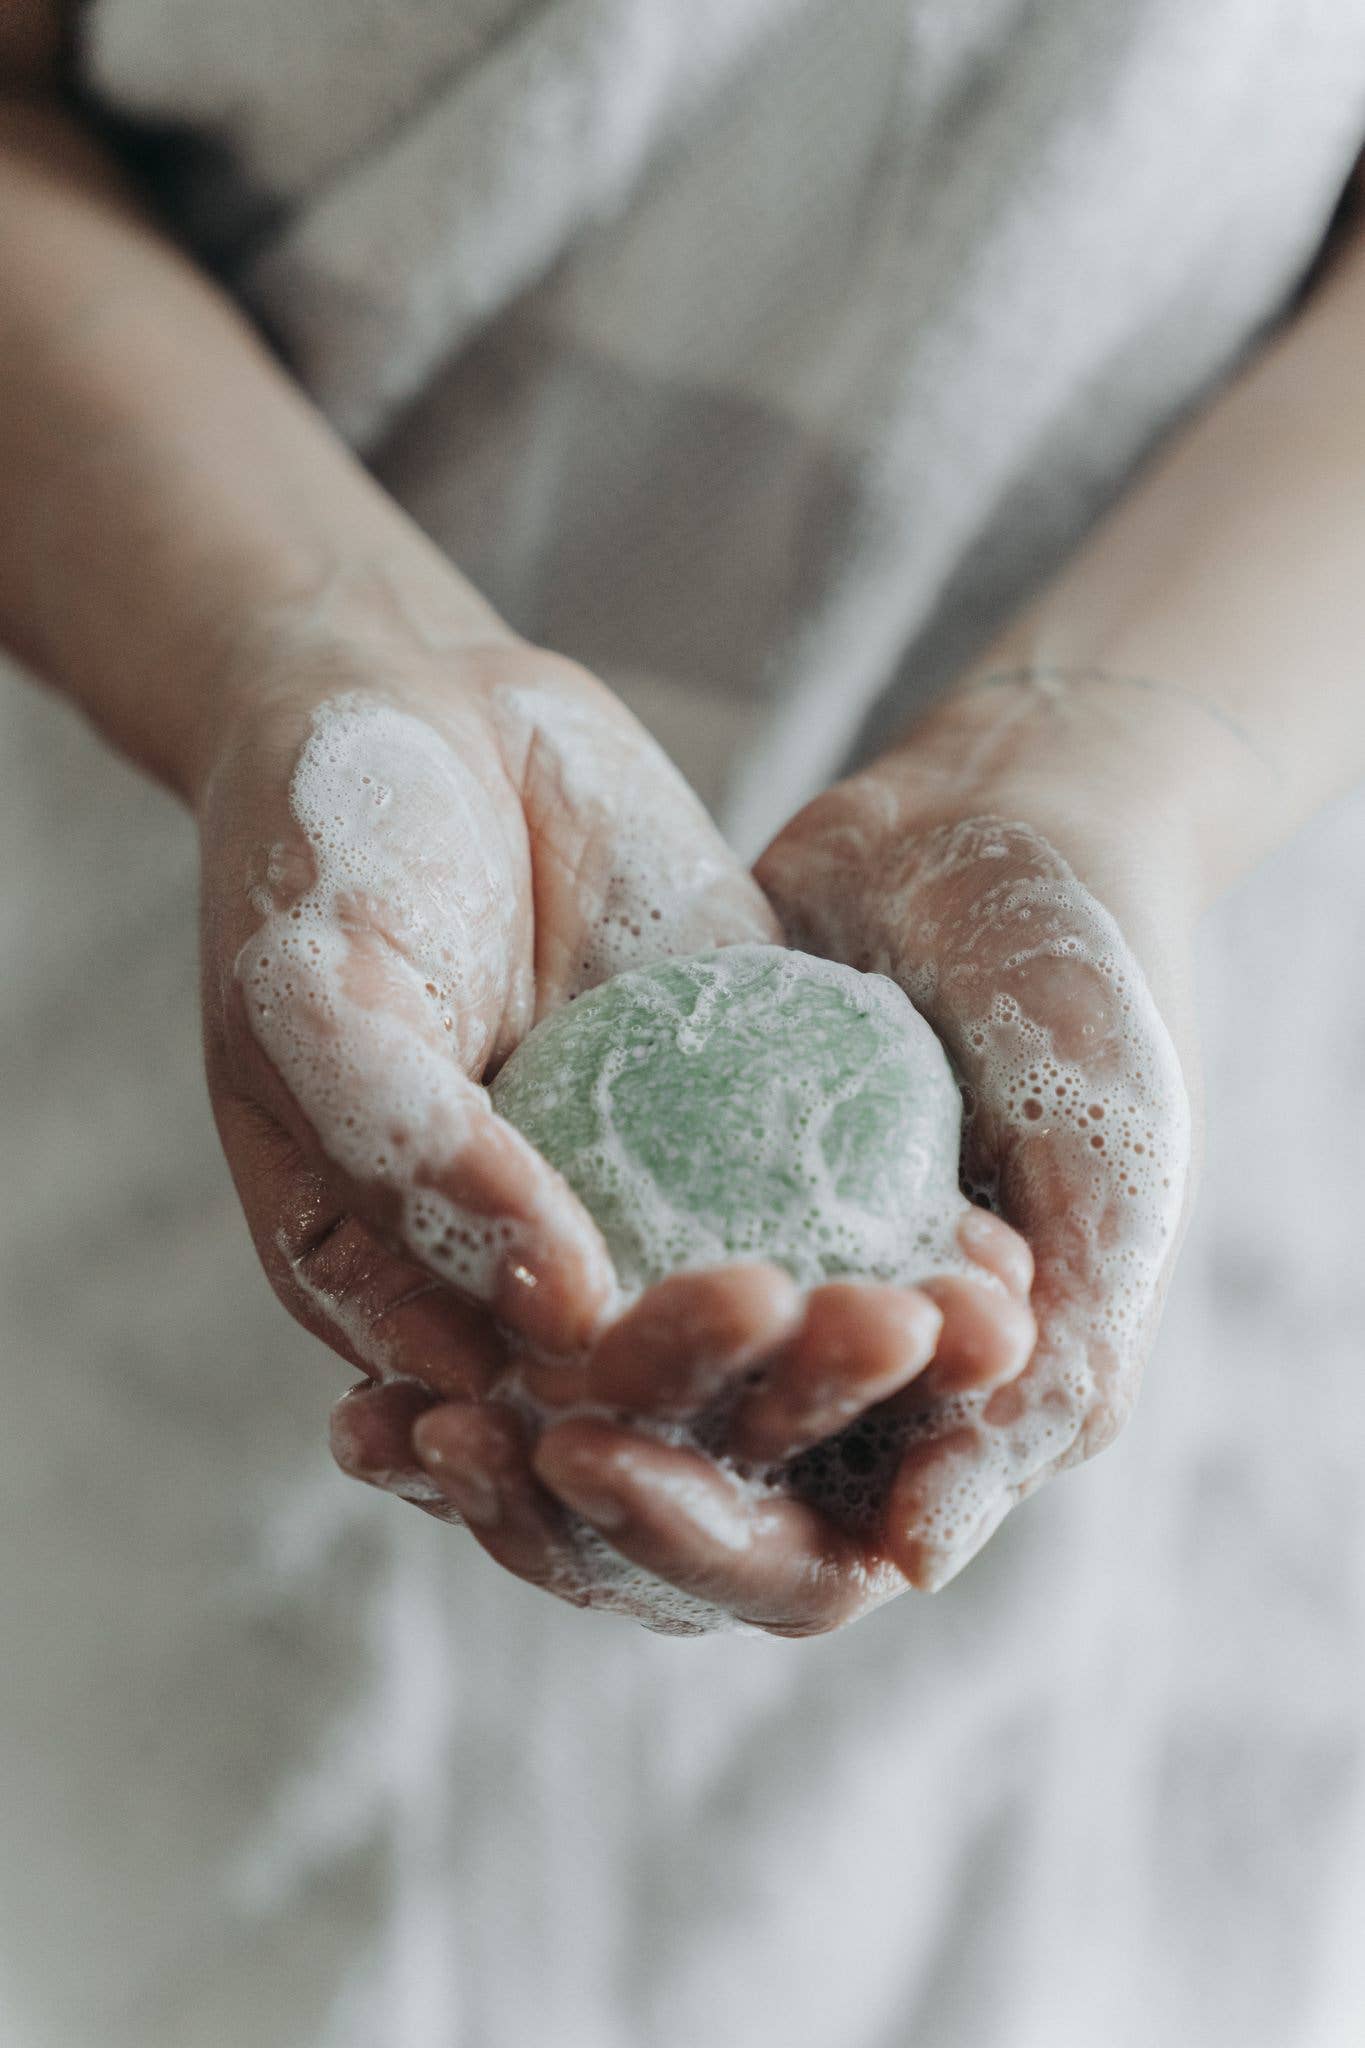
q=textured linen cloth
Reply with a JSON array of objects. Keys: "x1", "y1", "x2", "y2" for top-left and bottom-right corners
[{"x1": 1, "y1": 2, "x2": 1363, "y2": 2041}]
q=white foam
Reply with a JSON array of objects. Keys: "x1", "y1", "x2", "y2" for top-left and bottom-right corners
[
  {"x1": 495, "y1": 682, "x2": 775, "y2": 991},
  {"x1": 556, "y1": 1523, "x2": 744, "y2": 1636},
  {"x1": 761, "y1": 812, "x2": 1191, "y2": 1591},
  {"x1": 237, "y1": 694, "x2": 600, "y2": 1312}
]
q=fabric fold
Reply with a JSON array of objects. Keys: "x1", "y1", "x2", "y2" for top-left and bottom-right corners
[{"x1": 243, "y1": 0, "x2": 814, "y2": 447}]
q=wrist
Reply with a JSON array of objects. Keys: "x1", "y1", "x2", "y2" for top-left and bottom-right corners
[
  {"x1": 167, "y1": 551, "x2": 517, "y2": 811},
  {"x1": 878, "y1": 660, "x2": 1273, "y2": 922}
]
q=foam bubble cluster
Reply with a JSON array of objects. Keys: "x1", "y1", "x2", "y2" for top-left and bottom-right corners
[
  {"x1": 763, "y1": 811, "x2": 1192, "y2": 1591},
  {"x1": 235, "y1": 694, "x2": 581, "y2": 1322},
  {"x1": 494, "y1": 682, "x2": 776, "y2": 995}
]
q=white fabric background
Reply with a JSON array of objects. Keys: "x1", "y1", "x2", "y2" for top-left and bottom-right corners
[{"x1": 2, "y1": 0, "x2": 1364, "y2": 2039}]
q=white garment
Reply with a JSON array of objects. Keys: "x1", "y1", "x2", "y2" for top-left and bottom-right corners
[
  {"x1": 0, "y1": 2, "x2": 1362, "y2": 2041},
  {"x1": 83, "y1": 0, "x2": 1365, "y2": 843}
]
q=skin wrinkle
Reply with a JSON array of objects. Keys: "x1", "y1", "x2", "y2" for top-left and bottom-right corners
[
  {"x1": 282, "y1": 1227, "x2": 395, "y2": 1379},
  {"x1": 963, "y1": 662, "x2": 1275, "y2": 772},
  {"x1": 495, "y1": 679, "x2": 778, "y2": 992},
  {"x1": 246, "y1": 554, "x2": 508, "y2": 668},
  {"x1": 368, "y1": 1276, "x2": 450, "y2": 1332},
  {"x1": 520, "y1": 735, "x2": 613, "y2": 987}
]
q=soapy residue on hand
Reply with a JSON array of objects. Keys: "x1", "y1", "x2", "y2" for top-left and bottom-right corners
[
  {"x1": 760, "y1": 808, "x2": 1191, "y2": 1596},
  {"x1": 236, "y1": 693, "x2": 600, "y2": 1315},
  {"x1": 496, "y1": 680, "x2": 777, "y2": 999},
  {"x1": 237, "y1": 689, "x2": 782, "y2": 1635}
]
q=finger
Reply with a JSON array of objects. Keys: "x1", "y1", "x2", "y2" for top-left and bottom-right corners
[
  {"x1": 531, "y1": 1418, "x2": 891, "y2": 1634},
  {"x1": 328, "y1": 1380, "x2": 461, "y2": 1514},
  {"x1": 881, "y1": 1427, "x2": 1014, "y2": 1592},
  {"x1": 400, "y1": 1092, "x2": 618, "y2": 1354},
  {"x1": 576, "y1": 1264, "x2": 802, "y2": 1418},
  {"x1": 955, "y1": 1205, "x2": 1034, "y2": 1298},
  {"x1": 217, "y1": 1095, "x2": 508, "y2": 1397},
  {"x1": 901, "y1": 1274, "x2": 1036, "y2": 1401},
  {"x1": 413, "y1": 1400, "x2": 593, "y2": 1601},
  {"x1": 726, "y1": 1282, "x2": 943, "y2": 1463},
  {"x1": 229, "y1": 927, "x2": 617, "y2": 1354}
]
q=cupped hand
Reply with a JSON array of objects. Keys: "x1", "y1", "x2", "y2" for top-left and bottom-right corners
[
  {"x1": 199, "y1": 606, "x2": 775, "y2": 1423},
  {"x1": 751, "y1": 774, "x2": 1197, "y2": 1597},
  {"x1": 441, "y1": 773, "x2": 1192, "y2": 1636}
]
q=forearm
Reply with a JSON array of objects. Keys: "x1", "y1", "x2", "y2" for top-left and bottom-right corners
[
  {"x1": 0, "y1": 90, "x2": 504, "y2": 800},
  {"x1": 887, "y1": 205, "x2": 1365, "y2": 913}
]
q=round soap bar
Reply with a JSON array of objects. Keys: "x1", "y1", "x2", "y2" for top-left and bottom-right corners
[{"x1": 490, "y1": 944, "x2": 963, "y2": 1296}]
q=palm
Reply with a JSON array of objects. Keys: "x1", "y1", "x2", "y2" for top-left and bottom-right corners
[
  {"x1": 204, "y1": 642, "x2": 776, "y2": 1323},
  {"x1": 755, "y1": 793, "x2": 1194, "y2": 1591}
]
